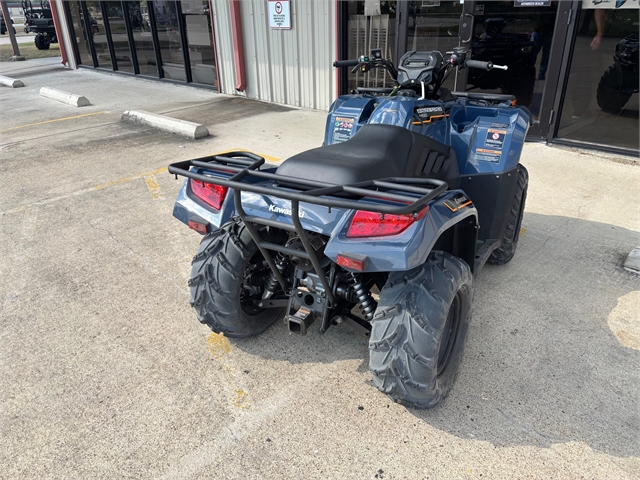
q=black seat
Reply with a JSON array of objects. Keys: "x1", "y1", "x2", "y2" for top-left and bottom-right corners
[{"x1": 276, "y1": 123, "x2": 459, "y2": 187}]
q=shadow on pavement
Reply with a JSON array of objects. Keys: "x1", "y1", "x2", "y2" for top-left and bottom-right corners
[
  {"x1": 232, "y1": 212, "x2": 639, "y2": 458},
  {"x1": 409, "y1": 212, "x2": 639, "y2": 459}
]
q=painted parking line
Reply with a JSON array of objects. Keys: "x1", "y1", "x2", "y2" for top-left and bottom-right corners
[
  {"x1": 2, "y1": 166, "x2": 168, "y2": 215},
  {"x1": 2, "y1": 147, "x2": 283, "y2": 214},
  {"x1": 0, "y1": 111, "x2": 108, "y2": 133},
  {"x1": 144, "y1": 174, "x2": 164, "y2": 201}
]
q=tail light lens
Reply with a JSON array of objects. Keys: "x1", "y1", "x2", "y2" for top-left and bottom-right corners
[
  {"x1": 190, "y1": 179, "x2": 228, "y2": 211},
  {"x1": 346, "y1": 207, "x2": 428, "y2": 238}
]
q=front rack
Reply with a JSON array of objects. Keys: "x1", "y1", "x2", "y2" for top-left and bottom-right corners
[{"x1": 169, "y1": 151, "x2": 448, "y2": 322}]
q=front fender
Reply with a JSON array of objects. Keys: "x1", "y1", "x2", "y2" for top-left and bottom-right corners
[{"x1": 324, "y1": 190, "x2": 478, "y2": 272}]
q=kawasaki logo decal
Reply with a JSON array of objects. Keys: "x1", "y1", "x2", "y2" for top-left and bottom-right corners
[{"x1": 268, "y1": 204, "x2": 306, "y2": 218}]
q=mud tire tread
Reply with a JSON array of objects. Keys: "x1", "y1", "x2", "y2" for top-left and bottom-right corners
[
  {"x1": 369, "y1": 251, "x2": 474, "y2": 409},
  {"x1": 488, "y1": 165, "x2": 529, "y2": 265},
  {"x1": 189, "y1": 219, "x2": 283, "y2": 338}
]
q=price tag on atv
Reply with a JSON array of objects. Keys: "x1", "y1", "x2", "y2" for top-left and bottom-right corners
[{"x1": 484, "y1": 129, "x2": 506, "y2": 149}]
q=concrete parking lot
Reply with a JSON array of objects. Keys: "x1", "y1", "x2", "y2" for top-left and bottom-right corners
[{"x1": 1, "y1": 58, "x2": 639, "y2": 479}]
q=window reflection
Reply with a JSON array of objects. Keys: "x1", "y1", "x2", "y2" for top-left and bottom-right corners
[
  {"x1": 86, "y1": 1, "x2": 111, "y2": 68},
  {"x1": 467, "y1": 1, "x2": 559, "y2": 117},
  {"x1": 407, "y1": 1, "x2": 462, "y2": 92},
  {"x1": 105, "y1": 1, "x2": 134, "y2": 73},
  {"x1": 558, "y1": 4, "x2": 639, "y2": 150},
  {"x1": 181, "y1": 0, "x2": 216, "y2": 86},
  {"x1": 68, "y1": 1, "x2": 91, "y2": 65},
  {"x1": 127, "y1": 1, "x2": 157, "y2": 76},
  {"x1": 153, "y1": 0, "x2": 186, "y2": 81},
  {"x1": 346, "y1": 1, "x2": 397, "y2": 92}
]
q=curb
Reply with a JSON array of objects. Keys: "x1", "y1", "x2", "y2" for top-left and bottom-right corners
[
  {"x1": 0, "y1": 75, "x2": 24, "y2": 88},
  {"x1": 624, "y1": 247, "x2": 640, "y2": 275},
  {"x1": 39, "y1": 87, "x2": 90, "y2": 107},
  {"x1": 121, "y1": 110, "x2": 209, "y2": 139}
]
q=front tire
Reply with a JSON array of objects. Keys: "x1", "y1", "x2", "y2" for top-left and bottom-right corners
[
  {"x1": 189, "y1": 219, "x2": 285, "y2": 338},
  {"x1": 488, "y1": 165, "x2": 528, "y2": 265},
  {"x1": 369, "y1": 252, "x2": 474, "y2": 409},
  {"x1": 597, "y1": 65, "x2": 632, "y2": 113}
]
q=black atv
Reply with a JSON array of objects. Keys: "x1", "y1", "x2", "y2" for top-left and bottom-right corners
[
  {"x1": 22, "y1": 0, "x2": 57, "y2": 50},
  {"x1": 597, "y1": 32, "x2": 639, "y2": 113},
  {"x1": 467, "y1": 17, "x2": 537, "y2": 106},
  {"x1": 1, "y1": 11, "x2": 16, "y2": 35}
]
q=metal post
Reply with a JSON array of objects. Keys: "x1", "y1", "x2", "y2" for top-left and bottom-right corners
[{"x1": 0, "y1": 1, "x2": 24, "y2": 60}]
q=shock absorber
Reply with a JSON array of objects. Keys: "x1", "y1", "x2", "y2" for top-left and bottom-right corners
[
  {"x1": 262, "y1": 252, "x2": 289, "y2": 300},
  {"x1": 349, "y1": 272, "x2": 377, "y2": 320}
]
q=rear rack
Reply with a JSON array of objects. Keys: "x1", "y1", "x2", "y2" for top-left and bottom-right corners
[
  {"x1": 168, "y1": 151, "x2": 448, "y2": 216},
  {"x1": 169, "y1": 151, "x2": 448, "y2": 320}
]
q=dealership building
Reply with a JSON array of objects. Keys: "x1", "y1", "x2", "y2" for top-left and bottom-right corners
[{"x1": 46, "y1": 0, "x2": 639, "y2": 155}]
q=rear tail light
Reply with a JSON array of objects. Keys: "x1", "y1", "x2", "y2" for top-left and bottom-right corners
[
  {"x1": 190, "y1": 179, "x2": 228, "y2": 211},
  {"x1": 346, "y1": 207, "x2": 428, "y2": 238}
]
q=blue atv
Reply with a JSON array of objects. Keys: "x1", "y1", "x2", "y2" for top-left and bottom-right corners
[{"x1": 168, "y1": 47, "x2": 530, "y2": 409}]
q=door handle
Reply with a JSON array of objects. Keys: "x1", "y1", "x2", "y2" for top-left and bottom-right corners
[{"x1": 460, "y1": 13, "x2": 474, "y2": 44}]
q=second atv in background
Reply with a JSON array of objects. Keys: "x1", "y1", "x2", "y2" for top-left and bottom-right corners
[{"x1": 22, "y1": 0, "x2": 58, "y2": 50}]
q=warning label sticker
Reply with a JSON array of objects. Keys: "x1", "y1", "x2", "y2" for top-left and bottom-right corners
[
  {"x1": 332, "y1": 117, "x2": 355, "y2": 144},
  {"x1": 485, "y1": 129, "x2": 506, "y2": 149},
  {"x1": 475, "y1": 148, "x2": 502, "y2": 163}
]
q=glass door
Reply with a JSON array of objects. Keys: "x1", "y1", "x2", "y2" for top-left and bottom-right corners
[
  {"x1": 555, "y1": 1, "x2": 639, "y2": 151},
  {"x1": 460, "y1": 1, "x2": 562, "y2": 135},
  {"x1": 344, "y1": 1, "x2": 397, "y2": 92},
  {"x1": 405, "y1": 0, "x2": 464, "y2": 92}
]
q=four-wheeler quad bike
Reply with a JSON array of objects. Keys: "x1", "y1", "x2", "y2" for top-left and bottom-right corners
[
  {"x1": 22, "y1": 0, "x2": 58, "y2": 50},
  {"x1": 168, "y1": 47, "x2": 531, "y2": 409},
  {"x1": 597, "y1": 32, "x2": 639, "y2": 114}
]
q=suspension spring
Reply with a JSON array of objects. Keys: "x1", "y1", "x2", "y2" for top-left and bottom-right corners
[
  {"x1": 263, "y1": 252, "x2": 290, "y2": 298},
  {"x1": 349, "y1": 272, "x2": 377, "y2": 320}
]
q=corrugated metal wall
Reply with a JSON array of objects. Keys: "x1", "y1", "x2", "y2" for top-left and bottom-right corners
[{"x1": 212, "y1": 0, "x2": 336, "y2": 111}]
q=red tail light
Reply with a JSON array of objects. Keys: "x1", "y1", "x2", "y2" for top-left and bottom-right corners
[
  {"x1": 190, "y1": 179, "x2": 228, "y2": 211},
  {"x1": 346, "y1": 207, "x2": 428, "y2": 238}
]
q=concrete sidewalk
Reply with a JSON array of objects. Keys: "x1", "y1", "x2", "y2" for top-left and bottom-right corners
[{"x1": 0, "y1": 64, "x2": 638, "y2": 479}]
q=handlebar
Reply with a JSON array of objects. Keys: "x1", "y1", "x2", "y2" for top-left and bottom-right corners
[
  {"x1": 464, "y1": 59, "x2": 508, "y2": 71},
  {"x1": 333, "y1": 59, "x2": 360, "y2": 68},
  {"x1": 465, "y1": 59, "x2": 493, "y2": 70}
]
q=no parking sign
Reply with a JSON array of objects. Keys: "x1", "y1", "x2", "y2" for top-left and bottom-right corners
[{"x1": 268, "y1": 0, "x2": 291, "y2": 29}]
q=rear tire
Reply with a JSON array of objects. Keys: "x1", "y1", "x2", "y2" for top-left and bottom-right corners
[
  {"x1": 488, "y1": 165, "x2": 528, "y2": 265},
  {"x1": 369, "y1": 251, "x2": 473, "y2": 409},
  {"x1": 189, "y1": 219, "x2": 285, "y2": 338},
  {"x1": 34, "y1": 34, "x2": 50, "y2": 50}
]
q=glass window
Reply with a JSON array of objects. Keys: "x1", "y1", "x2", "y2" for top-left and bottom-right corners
[
  {"x1": 127, "y1": 1, "x2": 157, "y2": 76},
  {"x1": 466, "y1": 1, "x2": 559, "y2": 118},
  {"x1": 105, "y1": 1, "x2": 134, "y2": 73},
  {"x1": 346, "y1": 1, "x2": 397, "y2": 91},
  {"x1": 86, "y1": 1, "x2": 112, "y2": 68},
  {"x1": 153, "y1": 1, "x2": 186, "y2": 81},
  {"x1": 557, "y1": 3, "x2": 639, "y2": 150},
  {"x1": 407, "y1": 1, "x2": 462, "y2": 92},
  {"x1": 68, "y1": 1, "x2": 91, "y2": 65},
  {"x1": 181, "y1": 0, "x2": 217, "y2": 86}
]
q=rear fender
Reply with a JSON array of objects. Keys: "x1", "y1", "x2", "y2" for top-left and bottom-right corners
[{"x1": 324, "y1": 190, "x2": 478, "y2": 272}]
